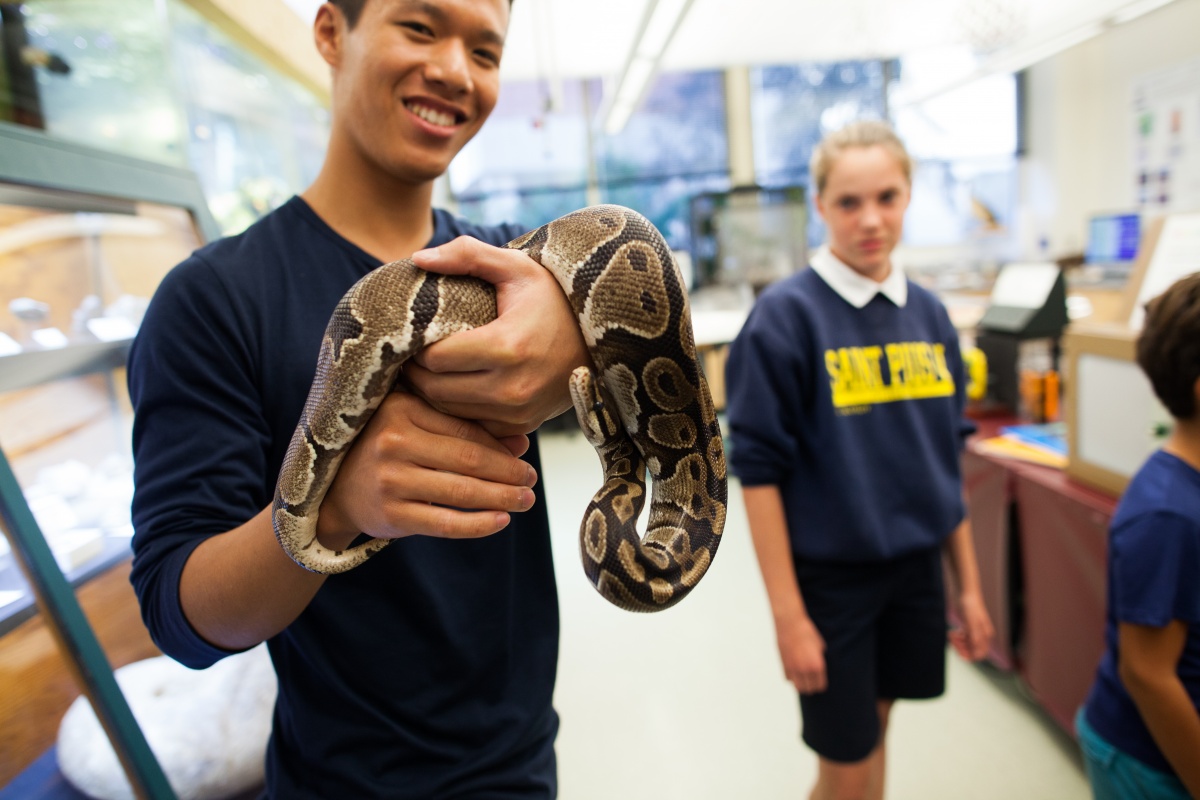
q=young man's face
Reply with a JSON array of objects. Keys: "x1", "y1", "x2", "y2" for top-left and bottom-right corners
[{"x1": 328, "y1": 0, "x2": 509, "y2": 184}]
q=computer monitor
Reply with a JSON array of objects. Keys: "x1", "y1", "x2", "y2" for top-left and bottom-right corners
[
  {"x1": 688, "y1": 185, "x2": 807, "y2": 293},
  {"x1": 1085, "y1": 212, "x2": 1140, "y2": 265}
]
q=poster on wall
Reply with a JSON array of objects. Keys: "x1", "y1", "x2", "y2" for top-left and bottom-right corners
[
  {"x1": 1132, "y1": 57, "x2": 1200, "y2": 216},
  {"x1": 1129, "y1": 212, "x2": 1200, "y2": 329}
]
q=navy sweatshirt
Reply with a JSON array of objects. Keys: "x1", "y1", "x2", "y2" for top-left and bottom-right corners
[
  {"x1": 127, "y1": 197, "x2": 559, "y2": 798},
  {"x1": 725, "y1": 266, "x2": 971, "y2": 563}
]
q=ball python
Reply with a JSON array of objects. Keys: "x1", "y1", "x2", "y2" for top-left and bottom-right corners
[{"x1": 273, "y1": 205, "x2": 726, "y2": 612}]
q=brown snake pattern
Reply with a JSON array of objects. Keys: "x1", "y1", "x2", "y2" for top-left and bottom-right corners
[{"x1": 273, "y1": 205, "x2": 726, "y2": 612}]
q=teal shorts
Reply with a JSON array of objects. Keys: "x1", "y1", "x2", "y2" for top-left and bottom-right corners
[{"x1": 1075, "y1": 707, "x2": 1190, "y2": 800}]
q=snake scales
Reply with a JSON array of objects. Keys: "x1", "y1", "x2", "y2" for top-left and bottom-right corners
[{"x1": 273, "y1": 205, "x2": 726, "y2": 612}]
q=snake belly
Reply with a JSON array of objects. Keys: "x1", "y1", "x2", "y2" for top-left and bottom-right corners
[{"x1": 273, "y1": 205, "x2": 726, "y2": 612}]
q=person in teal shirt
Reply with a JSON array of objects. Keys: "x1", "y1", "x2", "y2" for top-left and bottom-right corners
[{"x1": 1078, "y1": 271, "x2": 1200, "y2": 800}]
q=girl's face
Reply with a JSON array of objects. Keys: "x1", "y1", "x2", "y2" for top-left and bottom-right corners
[{"x1": 815, "y1": 144, "x2": 911, "y2": 282}]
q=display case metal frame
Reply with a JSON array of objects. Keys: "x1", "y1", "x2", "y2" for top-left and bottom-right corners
[
  {"x1": 0, "y1": 121, "x2": 220, "y2": 393},
  {"x1": 0, "y1": 121, "x2": 217, "y2": 633},
  {"x1": 0, "y1": 121, "x2": 219, "y2": 235},
  {"x1": 0, "y1": 450, "x2": 174, "y2": 799},
  {"x1": 0, "y1": 120, "x2": 219, "y2": 798}
]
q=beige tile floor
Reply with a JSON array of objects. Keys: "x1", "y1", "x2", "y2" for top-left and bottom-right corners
[{"x1": 539, "y1": 428, "x2": 1091, "y2": 800}]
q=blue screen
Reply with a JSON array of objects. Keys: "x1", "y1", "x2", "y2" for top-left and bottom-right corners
[{"x1": 1086, "y1": 214, "x2": 1140, "y2": 264}]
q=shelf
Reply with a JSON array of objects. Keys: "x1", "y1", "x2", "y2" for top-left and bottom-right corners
[
  {"x1": 0, "y1": 537, "x2": 132, "y2": 637},
  {"x1": 0, "y1": 339, "x2": 131, "y2": 394},
  {"x1": 0, "y1": 122, "x2": 212, "y2": 796}
]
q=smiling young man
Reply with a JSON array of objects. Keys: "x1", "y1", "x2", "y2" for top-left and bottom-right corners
[{"x1": 127, "y1": 1, "x2": 586, "y2": 797}]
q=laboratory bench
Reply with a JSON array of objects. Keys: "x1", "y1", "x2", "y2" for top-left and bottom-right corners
[{"x1": 962, "y1": 418, "x2": 1118, "y2": 736}]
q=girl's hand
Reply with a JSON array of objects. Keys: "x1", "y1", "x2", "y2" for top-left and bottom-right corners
[
  {"x1": 949, "y1": 591, "x2": 995, "y2": 661},
  {"x1": 777, "y1": 616, "x2": 828, "y2": 694}
]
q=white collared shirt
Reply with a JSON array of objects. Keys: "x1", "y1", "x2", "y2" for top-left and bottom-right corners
[{"x1": 809, "y1": 245, "x2": 908, "y2": 308}]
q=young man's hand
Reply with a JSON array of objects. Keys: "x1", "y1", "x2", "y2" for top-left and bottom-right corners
[
  {"x1": 406, "y1": 236, "x2": 592, "y2": 437},
  {"x1": 316, "y1": 391, "x2": 538, "y2": 547}
]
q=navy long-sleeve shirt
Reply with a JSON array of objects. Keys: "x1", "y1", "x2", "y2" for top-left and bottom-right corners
[
  {"x1": 128, "y1": 196, "x2": 559, "y2": 798},
  {"x1": 725, "y1": 266, "x2": 970, "y2": 562}
]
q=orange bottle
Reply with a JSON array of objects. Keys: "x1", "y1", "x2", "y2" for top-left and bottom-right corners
[{"x1": 1044, "y1": 370, "x2": 1060, "y2": 422}]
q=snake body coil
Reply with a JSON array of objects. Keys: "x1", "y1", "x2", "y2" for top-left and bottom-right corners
[{"x1": 273, "y1": 205, "x2": 725, "y2": 612}]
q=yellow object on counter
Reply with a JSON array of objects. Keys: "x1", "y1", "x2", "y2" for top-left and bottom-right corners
[{"x1": 963, "y1": 346, "x2": 987, "y2": 401}]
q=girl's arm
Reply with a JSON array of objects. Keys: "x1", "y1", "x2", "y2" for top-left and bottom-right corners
[
  {"x1": 942, "y1": 514, "x2": 994, "y2": 661},
  {"x1": 742, "y1": 484, "x2": 827, "y2": 694}
]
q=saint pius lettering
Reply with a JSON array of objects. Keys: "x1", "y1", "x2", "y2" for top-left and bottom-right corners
[{"x1": 824, "y1": 341, "x2": 955, "y2": 411}]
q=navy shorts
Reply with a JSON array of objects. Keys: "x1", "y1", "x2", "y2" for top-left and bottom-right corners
[{"x1": 793, "y1": 546, "x2": 947, "y2": 763}]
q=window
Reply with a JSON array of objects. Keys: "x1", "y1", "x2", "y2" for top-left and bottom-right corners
[
  {"x1": 451, "y1": 79, "x2": 591, "y2": 229},
  {"x1": 890, "y1": 49, "x2": 1019, "y2": 161},
  {"x1": 750, "y1": 55, "x2": 1020, "y2": 256},
  {"x1": 166, "y1": 0, "x2": 329, "y2": 234},
  {"x1": 890, "y1": 50, "x2": 1020, "y2": 250},
  {"x1": 751, "y1": 61, "x2": 890, "y2": 189},
  {"x1": 750, "y1": 60, "x2": 890, "y2": 248},
  {"x1": 452, "y1": 70, "x2": 730, "y2": 252},
  {"x1": 592, "y1": 70, "x2": 729, "y2": 250}
]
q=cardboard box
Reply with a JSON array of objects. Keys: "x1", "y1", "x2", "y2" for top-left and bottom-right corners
[{"x1": 1062, "y1": 322, "x2": 1170, "y2": 496}]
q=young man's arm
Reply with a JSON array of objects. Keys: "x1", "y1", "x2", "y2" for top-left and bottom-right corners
[
  {"x1": 942, "y1": 514, "x2": 994, "y2": 661},
  {"x1": 1118, "y1": 620, "x2": 1200, "y2": 797},
  {"x1": 179, "y1": 391, "x2": 538, "y2": 652},
  {"x1": 742, "y1": 484, "x2": 827, "y2": 695},
  {"x1": 156, "y1": 242, "x2": 587, "y2": 655}
]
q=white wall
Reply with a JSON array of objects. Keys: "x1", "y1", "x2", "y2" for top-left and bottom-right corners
[{"x1": 1021, "y1": 0, "x2": 1200, "y2": 256}]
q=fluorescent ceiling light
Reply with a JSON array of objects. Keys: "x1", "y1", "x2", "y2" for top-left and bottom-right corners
[
  {"x1": 605, "y1": 97, "x2": 639, "y2": 137},
  {"x1": 604, "y1": 57, "x2": 656, "y2": 135},
  {"x1": 896, "y1": 0, "x2": 1179, "y2": 109},
  {"x1": 1110, "y1": 0, "x2": 1176, "y2": 24},
  {"x1": 638, "y1": 0, "x2": 690, "y2": 58},
  {"x1": 601, "y1": 0, "x2": 695, "y2": 136},
  {"x1": 616, "y1": 56, "x2": 656, "y2": 105}
]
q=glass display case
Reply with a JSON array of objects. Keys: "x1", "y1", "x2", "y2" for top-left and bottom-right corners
[
  {"x1": 4, "y1": 0, "x2": 329, "y2": 237},
  {"x1": 0, "y1": 121, "x2": 215, "y2": 635}
]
